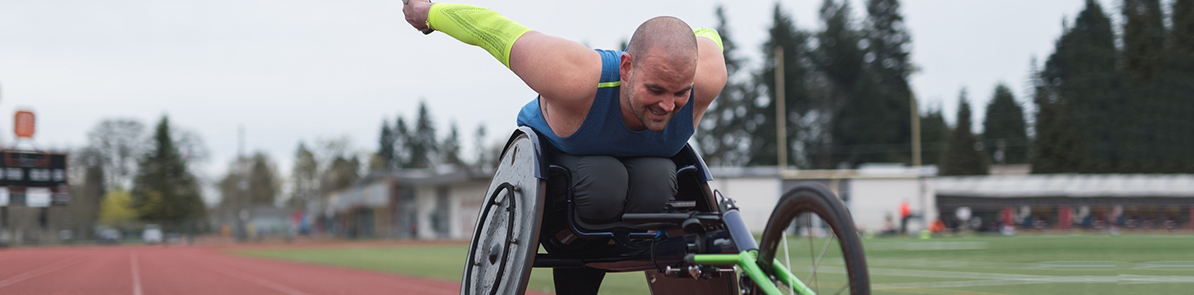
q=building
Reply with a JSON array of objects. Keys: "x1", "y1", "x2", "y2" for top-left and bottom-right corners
[
  {"x1": 316, "y1": 166, "x2": 491, "y2": 240},
  {"x1": 935, "y1": 174, "x2": 1194, "y2": 231}
]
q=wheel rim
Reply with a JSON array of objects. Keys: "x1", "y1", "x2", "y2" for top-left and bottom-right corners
[
  {"x1": 468, "y1": 183, "x2": 519, "y2": 295},
  {"x1": 461, "y1": 134, "x2": 543, "y2": 295},
  {"x1": 754, "y1": 184, "x2": 870, "y2": 295}
]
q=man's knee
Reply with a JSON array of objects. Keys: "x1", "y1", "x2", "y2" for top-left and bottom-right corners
[
  {"x1": 622, "y1": 157, "x2": 677, "y2": 214},
  {"x1": 555, "y1": 154, "x2": 628, "y2": 223}
]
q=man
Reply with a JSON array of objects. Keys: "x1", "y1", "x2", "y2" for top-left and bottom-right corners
[{"x1": 402, "y1": 1, "x2": 726, "y2": 294}]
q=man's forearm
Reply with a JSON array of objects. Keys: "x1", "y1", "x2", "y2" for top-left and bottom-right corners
[{"x1": 426, "y1": 3, "x2": 532, "y2": 69}]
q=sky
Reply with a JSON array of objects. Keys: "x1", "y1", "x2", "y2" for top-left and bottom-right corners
[{"x1": 0, "y1": 0, "x2": 1108, "y2": 201}]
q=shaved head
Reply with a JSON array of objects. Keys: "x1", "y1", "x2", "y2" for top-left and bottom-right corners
[
  {"x1": 619, "y1": 16, "x2": 698, "y2": 132},
  {"x1": 626, "y1": 16, "x2": 698, "y2": 68}
]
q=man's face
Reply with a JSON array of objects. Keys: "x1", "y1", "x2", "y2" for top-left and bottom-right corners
[{"x1": 624, "y1": 49, "x2": 696, "y2": 131}]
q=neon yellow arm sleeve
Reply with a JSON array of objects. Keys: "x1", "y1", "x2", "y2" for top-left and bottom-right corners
[
  {"x1": 427, "y1": 3, "x2": 532, "y2": 68},
  {"x1": 693, "y1": 28, "x2": 724, "y2": 53}
]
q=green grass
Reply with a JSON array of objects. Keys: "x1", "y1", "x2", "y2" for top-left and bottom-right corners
[{"x1": 235, "y1": 234, "x2": 1194, "y2": 294}]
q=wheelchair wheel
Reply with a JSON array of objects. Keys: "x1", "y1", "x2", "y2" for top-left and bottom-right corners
[
  {"x1": 749, "y1": 183, "x2": 870, "y2": 295},
  {"x1": 460, "y1": 132, "x2": 546, "y2": 295}
]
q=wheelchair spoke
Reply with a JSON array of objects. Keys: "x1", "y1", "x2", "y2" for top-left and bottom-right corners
[
  {"x1": 781, "y1": 226, "x2": 793, "y2": 295},
  {"x1": 806, "y1": 214, "x2": 818, "y2": 293},
  {"x1": 832, "y1": 283, "x2": 849, "y2": 295},
  {"x1": 811, "y1": 230, "x2": 835, "y2": 283}
]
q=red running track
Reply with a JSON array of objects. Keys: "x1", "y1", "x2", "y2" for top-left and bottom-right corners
[{"x1": 0, "y1": 245, "x2": 552, "y2": 295}]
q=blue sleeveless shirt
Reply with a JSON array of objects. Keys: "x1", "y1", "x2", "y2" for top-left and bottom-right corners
[{"x1": 516, "y1": 49, "x2": 695, "y2": 158}]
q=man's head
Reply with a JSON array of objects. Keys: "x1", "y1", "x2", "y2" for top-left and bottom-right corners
[{"x1": 620, "y1": 16, "x2": 698, "y2": 131}]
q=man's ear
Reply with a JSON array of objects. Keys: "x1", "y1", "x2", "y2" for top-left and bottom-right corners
[{"x1": 620, "y1": 52, "x2": 633, "y2": 83}]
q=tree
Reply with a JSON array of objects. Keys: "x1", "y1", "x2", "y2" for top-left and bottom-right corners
[
  {"x1": 130, "y1": 115, "x2": 206, "y2": 229},
  {"x1": 918, "y1": 106, "x2": 949, "y2": 166},
  {"x1": 1031, "y1": 73, "x2": 1087, "y2": 173},
  {"x1": 83, "y1": 119, "x2": 146, "y2": 189},
  {"x1": 68, "y1": 150, "x2": 105, "y2": 239},
  {"x1": 99, "y1": 189, "x2": 138, "y2": 227},
  {"x1": 1122, "y1": 0, "x2": 1167, "y2": 82},
  {"x1": 441, "y1": 122, "x2": 466, "y2": 168},
  {"x1": 375, "y1": 119, "x2": 396, "y2": 171},
  {"x1": 982, "y1": 83, "x2": 1029, "y2": 164},
  {"x1": 939, "y1": 90, "x2": 988, "y2": 175},
  {"x1": 817, "y1": 0, "x2": 891, "y2": 168},
  {"x1": 219, "y1": 152, "x2": 279, "y2": 210},
  {"x1": 393, "y1": 117, "x2": 411, "y2": 169},
  {"x1": 1169, "y1": 0, "x2": 1194, "y2": 171},
  {"x1": 322, "y1": 156, "x2": 360, "y2": 194},
  {"x1": 856, "y1": 0, "x2": 914, "y2": 164},
  {"x1": 697, "y1": 5, "x2": 761, "y2": 167},
  {"x1": 1175, "y1": 0, "x2": 1194, "y2": 56},
  {"x1": 749, "y1": 3, "x2": 817, "y2": 167},
  {"x1": 405, "y1": 101, "x2": 438, "y2": 168},
  {"x1": 1038, "y1": 0, "x2": 1118, "y2": 172},
  {"x1": 247, "y1": 153, "x2": 280, "y2": 205},
  {"x1": 472, "y1": 123, "x2": 492, "y2": 170},
  {"x1": 289, "y1": 141, "x2": 320, "y2": 208}
]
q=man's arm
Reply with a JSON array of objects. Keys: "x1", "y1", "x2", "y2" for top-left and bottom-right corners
[
  {"x1": 402, "y1": 1, "x2": 601, "y2": 109},
  {"x1": 691, "y1": 29, "x2": 728, "y2": 128}
]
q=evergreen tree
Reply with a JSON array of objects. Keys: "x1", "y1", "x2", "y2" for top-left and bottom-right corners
[
  {"x1": 939, "y1": 90, "x2": 988, "y2": 176},
  {"x1": 748, "y1": 3, "x2": 815, "y2": 167},
  {"x1": 131, "y1": 115, "x2": 205, "y2": 229},
  {"x1": 982, "y1": 83, "x2": 1029, "y2": 164},
  {"x1": 472, "y1": 124, "x2": 492, "y2": 170},
  {"x1": 247, "y1": 153, "x2": 279, "y2": 205},
  {"x1": 289, "y1": 141, "x2": 320, "y2": 208},
  {"x1": 1031, "y1": 74, "x2": 1087, "y2": 173},
  {"x1": 816, "y1": 0, "x2": 884, "y2": 167},
  {"x1": 321, "y1": 156, "x2": 360, "y2": 194},
  {"x1": 1175, "y1": 0, "x2": 1194, "y2": 55},
  {"x1": 405, "y1": 101, "x2": 438, "y2": 168},
  {"x1": 1120, "y1": 0, "x2": 1168, "y2": 171},
  {"x1": 441, "y1": 122, "x2": 465, "y2": 168},
  {"x1": 1122, "y1": 0, "x2": 1167, "y2": 82},
  {"x1": 393, "y1": 116, "x2": 411, "y2": 169},
  {"x1": 697, "y1": 5, "x2": 759, "y2": 167},
  {"x1": 375, "y1": 119, "x2": 395, "y2": 171},
  {"x1": 1170, "y1": 0, "x2": 1194, "y2": 171},
  {"x1": 858, "y1": 0, "x2": 914, "y2": 164},
  {"x1": 919, "y1": 106, "x2": 949, "y2": 166},
  {"x1": 1039, "y1": 0, "x2": 1118, "y2": 172}
]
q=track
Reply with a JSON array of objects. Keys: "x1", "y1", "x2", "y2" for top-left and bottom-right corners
[{"x1": 0, "y1": 244, "x2": 551, "y2": 295}]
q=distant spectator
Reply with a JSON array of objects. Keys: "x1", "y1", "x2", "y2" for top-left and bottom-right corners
[
  {"x1": 929, "y1": 219, "x2": 945, "y2": 234},
  {"x1": 899, "y1": 200, "x2": 911, "y2": 234},
  {"x1": 881, "y1": 213, "x2": 897, "y2": 236}
]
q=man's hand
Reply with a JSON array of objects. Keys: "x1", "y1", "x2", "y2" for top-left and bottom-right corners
[{"x1": 402, "y1": 0, "x2": 434, "y2": 33}]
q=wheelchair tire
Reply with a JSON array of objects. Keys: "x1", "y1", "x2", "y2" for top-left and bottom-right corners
[
  {"x1": 460, "y1": 132, "x2": 546, "y2": 295},
  {"x1": 750, "y1": 183, "x2": 870, "y2": 295}
]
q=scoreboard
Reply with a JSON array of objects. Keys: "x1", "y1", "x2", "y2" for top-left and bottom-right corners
[{"x1": 0, "y1": 151, "x2": 69, "y2": 207}]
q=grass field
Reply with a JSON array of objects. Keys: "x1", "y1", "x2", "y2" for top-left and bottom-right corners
[{"x1": 235, "y1": 234, "x2": 1194, "y2": 294}]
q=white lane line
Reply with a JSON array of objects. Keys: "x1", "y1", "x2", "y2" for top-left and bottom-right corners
[
  {"x1": 875, "y1": 279, "x2": 1052, "y2": 290},
  {"x1": 131, "y1": 252, "x2": 143, "y2": 295},
  {"x1": 0, "y1": 256, "x2": 82, "y2": 289},
  {"x1": 200, "y1": 264, "x2": 312, "y2": 295}
]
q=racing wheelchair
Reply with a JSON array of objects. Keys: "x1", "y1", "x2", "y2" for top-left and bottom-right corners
[{"x1": 461, "y1": 127, "x2": 870, "y2": 295}]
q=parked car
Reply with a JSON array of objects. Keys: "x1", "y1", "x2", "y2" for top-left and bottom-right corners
[
  {"x1": 97, "y1": 229, "x2": 122, "y2": 244},
  {"x1": 142, "y1": 224, "x2": 163, "y2": 244}
]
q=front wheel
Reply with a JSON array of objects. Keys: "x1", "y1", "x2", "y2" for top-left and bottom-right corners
[
  {"x1": 460, "y1": 132, "x2": 545, "y2": 295},
  {"x1": 750, "y1": 183, "x2": 869, "y2": 295}
]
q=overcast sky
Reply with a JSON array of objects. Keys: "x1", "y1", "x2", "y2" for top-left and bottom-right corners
[{"x1": 1, "y1": 0, "x2": 1106, "y2": 200}]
